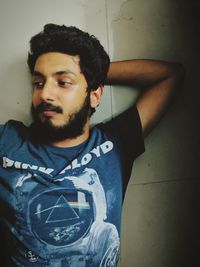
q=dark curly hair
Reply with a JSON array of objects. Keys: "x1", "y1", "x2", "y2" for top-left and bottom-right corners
[{"x1": 27, "y1": 23, "x2": 110, "y2": 92}]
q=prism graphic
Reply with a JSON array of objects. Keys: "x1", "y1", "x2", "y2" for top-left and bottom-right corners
[{"x1": 46, "y1": 195, "x2": 80, "y2": 223}]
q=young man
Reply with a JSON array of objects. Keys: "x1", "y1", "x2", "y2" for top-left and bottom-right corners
[{"x1": 0, "y1": 24, "x2": 184, "y2": 266}]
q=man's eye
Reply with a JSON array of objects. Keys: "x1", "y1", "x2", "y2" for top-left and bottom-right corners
[
  {"x1": 58, "y1": 80, "x2": 72, "y2": 87},
  {"x1": 32, "y1": 81, "x2": 44, "y2": 88}
]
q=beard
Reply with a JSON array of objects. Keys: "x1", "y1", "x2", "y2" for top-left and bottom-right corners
[{"x1": 30, "y1": 93, "x2": 91, "y2": 144}]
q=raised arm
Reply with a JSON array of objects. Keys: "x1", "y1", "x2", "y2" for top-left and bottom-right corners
[{"x1": 106, "y1": 59, "x2": 185, "y2": 137}]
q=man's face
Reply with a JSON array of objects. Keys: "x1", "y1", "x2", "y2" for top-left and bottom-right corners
[{"x1": 31, "y1": 52, "x2": 91, "y2": 142}]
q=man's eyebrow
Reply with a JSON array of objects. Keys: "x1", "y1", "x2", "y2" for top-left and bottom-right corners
[
  {"x1": 54, "y1": 70, "x2": 77, "y2": 77},
  {"x1": 32, "y1": 71, "x2": 43, "y2": 77},
  {"x1": 32, "y1": 70, "x2": 77, "y2": 77}
]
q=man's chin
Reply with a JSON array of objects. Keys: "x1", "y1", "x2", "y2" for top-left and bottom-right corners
[
  {"x1": 29, "y1": 119, "x2": 84, "y2": 144},
  {"x1": 35, "y1": 119, "x2": 70, "y2": 133},
  {"x1": 47, "y1": 120, "x2": 71, "y2": 129}
]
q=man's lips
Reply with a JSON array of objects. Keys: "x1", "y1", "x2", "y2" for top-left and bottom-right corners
[
  {"x1": 34, "y1": 102, "x2": 63, "y2": 118},
  {"x1": 42, "y1": 110, "x2": 58, "y2": 117}
]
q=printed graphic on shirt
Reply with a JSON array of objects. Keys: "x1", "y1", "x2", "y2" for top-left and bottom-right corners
[{"x1": 15, "y1": 168, "x2": 120, "y2": 267}]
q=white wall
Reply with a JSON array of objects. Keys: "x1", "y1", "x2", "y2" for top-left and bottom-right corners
[{"x1": 0, "y1": 0, "x2": 199, "y2": 266}]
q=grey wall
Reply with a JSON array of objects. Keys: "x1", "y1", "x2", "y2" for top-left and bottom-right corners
[{"x1": 0, "y1": 0, "x2": 199, "y2": 266}]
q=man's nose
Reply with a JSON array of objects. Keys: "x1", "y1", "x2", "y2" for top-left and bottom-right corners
[{"x1": 40, "y1": 81, "x2": 57, "y2": 102}]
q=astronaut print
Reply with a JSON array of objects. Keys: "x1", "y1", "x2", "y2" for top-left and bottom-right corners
[{"x1": 15, "y1": 168, "x2": 120, "y2": 267}]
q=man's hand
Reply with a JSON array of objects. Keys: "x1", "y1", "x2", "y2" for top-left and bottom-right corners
[{"x1": 106, "y1": 59, "x2": 185, "y2": 137}]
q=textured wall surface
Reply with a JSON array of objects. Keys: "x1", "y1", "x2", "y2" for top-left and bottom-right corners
[{"x1": 0, "y1": 0, "x2": 199, "y2": 266}]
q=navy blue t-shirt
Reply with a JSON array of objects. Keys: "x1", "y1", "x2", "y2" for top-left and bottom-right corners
[{"x1": 0, "y1": 106, "x2": 144, "y2": 267}]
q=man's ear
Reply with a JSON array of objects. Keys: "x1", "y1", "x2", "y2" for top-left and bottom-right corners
[{"x1": 90, "y1": 85, "x2": 103, "y2": 108}]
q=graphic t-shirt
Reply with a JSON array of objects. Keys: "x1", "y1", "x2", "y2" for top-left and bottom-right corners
[{"x1": 0, "y1": 106, "x2": 144, "y2": 267}]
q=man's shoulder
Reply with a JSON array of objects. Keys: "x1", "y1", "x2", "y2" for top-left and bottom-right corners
[
  {"x1": 93, "y1": 105, "x2": 139, "y2": 134},
  {"x1": 92, "y1": 105, "x2": 145, "y2": 159},
  {"x1": 0, "y1": 120, "x2": 28, "y2": 141},
  {"x1": 0, "y1": 119, "x2": 27, "y2": 131}
]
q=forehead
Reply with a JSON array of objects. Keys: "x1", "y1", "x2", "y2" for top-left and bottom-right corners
[{"x1": 34, "y1": 52, "x2": 81, "y2": 74}]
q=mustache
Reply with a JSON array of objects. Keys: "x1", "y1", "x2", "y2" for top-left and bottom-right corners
[{"x1": 34, "y1": 102, "x2": 63, "y2": 114}]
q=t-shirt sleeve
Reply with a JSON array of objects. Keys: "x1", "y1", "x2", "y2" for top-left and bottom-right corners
[{"x1": 102, "y1": 105, "x2": 145, "y2": 160}]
